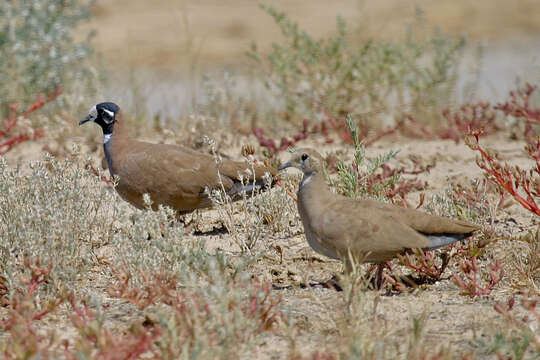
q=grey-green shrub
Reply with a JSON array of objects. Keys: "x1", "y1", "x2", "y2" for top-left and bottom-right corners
[
  {"x1": 0, "y1": 153, "x2": 116, "y2": 296},
  {"x1": 0, "y1": 0, "x2": 97, "y2": 113},
  {"x1": 334, "y1": 116, "x2": 400, "y2": 199},
  {"x1": 247, "y1": 5, "x2": 466, "y2": 127}
]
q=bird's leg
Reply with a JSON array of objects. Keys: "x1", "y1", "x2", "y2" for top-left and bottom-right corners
[
  {"x1": 439, "y1": 252, "x2": 450, "y2": 277},
  {"x1": 320, "y1": 274, "x2": 343, "y2": 291},
  {"x1": 177, "y1": 211, "x2": 198, "y2": 233},
  {"x1": 375, "y1": 263, "x2": 385, "y2": 290},
  {"x1": 177, "y1": 213, "x2": 191, "y2": 227},
  {"x1": 309, "y1": 274, "x2": 343, "y2": 291}
]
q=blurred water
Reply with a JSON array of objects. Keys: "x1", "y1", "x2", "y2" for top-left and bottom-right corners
[
  {"x1": 462, "y1": 39, "x2": 540, "y2": 102},
  {"x1": 105, "y1": 40, "x2": 540, "y2": 120}
]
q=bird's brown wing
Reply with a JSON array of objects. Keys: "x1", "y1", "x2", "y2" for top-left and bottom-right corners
[
  {"x1": 113, "y1": 141, "x2": 275, "y2": 212},
  {"x1": 218, "y1": 158, "x2": 277, "y2": 183},
  {"x1": 360, "y1": 199, "x2": 481, "y2": 234},
  {"x1": 308, "y1": 197, "x2": 432, "y2": 262},
  {"x1": 114, "y1": 143, "x2": 232, "y2": 211}
]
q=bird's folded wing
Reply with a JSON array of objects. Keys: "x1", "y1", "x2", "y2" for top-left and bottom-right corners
[
  {"x1": 117, "y1": 144, "x2": 234, "y2": 197},
  {"x1": 112, "y1": 140, "x2": 276, "y2": 210},
  {"x1": 360, "y1": 199, "x2": 480, "y2": 234},
  {"x1": 218, "y1": 159, "x2": 277, "y2": 183},
  {"x1": 309, "y1": 198, "x2": 431, "y2": 260}
]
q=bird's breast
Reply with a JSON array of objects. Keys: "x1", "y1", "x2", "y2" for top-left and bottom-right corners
[{"x1": 297, "y1": 191, "x2": 340, "y2": 260}]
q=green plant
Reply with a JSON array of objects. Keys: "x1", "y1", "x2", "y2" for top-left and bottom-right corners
[
  {"x1": 480, "y1": 298, "x2": 540, "y2": 359},
  {"x1": 0, "y1": 257, "x2": 65, "y2": 359},
  {"x1": 0, "y1": 152, "x2": 117, "y2": 297},
  {"x1": 0, "y1": 0, "x2": 97, "y2": 114},
  {"x1": 508, "y1": 230, "x2": 540, "y2": 296},
  {"x1": 334, "y1": 116, "x2": 398, "y2": 199},
  {"x1": 248, "y1": 5, "x2": 465, "y2": 129},
  {"x1": 451, "y1": 257, "x2": 504, "y2": 297},
  {"x1": 107, "y1": 267, "x2": 281, "y2": 359},
  {"x1": 333, "y1": 116, "x2": 428, "y2": 201}
]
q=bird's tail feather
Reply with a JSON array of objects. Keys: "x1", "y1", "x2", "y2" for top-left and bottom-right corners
[
  {"x1": 424, "y1": 233, "x2": 472, "y2": 250},
  {"x1": 230, "y1": 179, "x2": 268, "y2": 197}
]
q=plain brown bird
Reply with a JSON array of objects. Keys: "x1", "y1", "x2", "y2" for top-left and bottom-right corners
[
  {"x1": 279, "y1": 148, "x2": 480, "y2": 286},
  {"x1": 80, "y1": 102, "x2": 276, "y2": 214}
]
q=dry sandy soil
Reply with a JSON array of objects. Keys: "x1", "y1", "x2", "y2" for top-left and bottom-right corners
[{"x1": 4, "y1": 122, "x2": 539, "y2": 357}]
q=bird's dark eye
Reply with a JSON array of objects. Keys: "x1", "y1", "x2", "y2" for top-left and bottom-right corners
[{"x1": 301, "y1": 153, "x2": 308, "y2": 161}]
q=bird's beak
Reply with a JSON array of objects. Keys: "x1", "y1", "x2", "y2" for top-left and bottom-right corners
[
  {"x1": 278, "y1": 161, "x2": 292, "y2": 171},
  {"x1": 79, "y1": 115, "x2": 92, "y2": 126}
]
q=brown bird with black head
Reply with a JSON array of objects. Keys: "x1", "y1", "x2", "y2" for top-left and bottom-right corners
[{"x1": 80, "y1": 102, "x2": 277, "y2": 214}]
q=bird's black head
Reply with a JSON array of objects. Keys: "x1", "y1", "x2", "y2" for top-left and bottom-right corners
[{"x1": 79, "y1": 102, "x2": 120, "y2": 135}]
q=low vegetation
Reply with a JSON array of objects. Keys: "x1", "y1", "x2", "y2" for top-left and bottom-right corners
[
  {"x1": 0, "y1": 0, "x2": 98, "y2": 115},
  {"x1": 247, "y1": 5, "x2": 465, "y2": 129},
  {"x1": 0, "y1": 2, "x2": 538, "y2": 359}
]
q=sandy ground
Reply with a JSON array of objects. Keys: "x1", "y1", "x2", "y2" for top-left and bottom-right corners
[
  {"x1": 101, "y1": 133, "x2": 540, "y2": 357},
  {"x1": 187, "y1": 133, "x2": 538, "y2": 357},
  {"x1": 3, "y1": 108, "x2": 539, "y2": 357}
]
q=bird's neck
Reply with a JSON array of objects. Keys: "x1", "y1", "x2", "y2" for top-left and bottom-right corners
[
  {"x1": 103, "y1": 137, "x2": 115, "y2": 178},
  {"x1": 102, "y1": 118, "x2": 128, "y2": 178},
  {"x1": 298, "y1": 171, "x2": 334, "y2": 217},
  {"x1": 105, "y1": 116, "x2": 128, "y2": 141}
]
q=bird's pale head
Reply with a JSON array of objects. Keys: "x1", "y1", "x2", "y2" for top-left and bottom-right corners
[
  {"x1": 79, "y1": 102, "x2": 120, "y2": 136},
  {"x1": 278, "y1": 148, "x2": 325, "y2": 174}
]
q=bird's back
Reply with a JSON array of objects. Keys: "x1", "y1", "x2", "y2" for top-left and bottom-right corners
[
  {"x1": 109, "y1": 137, "x2": 275, "y2": 212},
  {"x1": 298, "y1": 173, "x2": 478, "y2": 263}
]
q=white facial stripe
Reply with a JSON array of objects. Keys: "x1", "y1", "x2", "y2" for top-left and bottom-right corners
[
  {"x1": 88, "y1": 105, "x2": 98, "y2": 121},
  {"x1": 102, "y1": 108, "x2": 115, "y2": 124},
  {"x1": 103, "y1": 134, "x2": 112, "y2": 144},
  {"x1": 103, "y1": 108, "x2": 114, "y2": 118}
]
